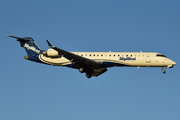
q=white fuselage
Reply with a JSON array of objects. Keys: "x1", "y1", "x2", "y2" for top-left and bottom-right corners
[{"x1": 39, "y1": 52, "x2": 176, "y2": 68}]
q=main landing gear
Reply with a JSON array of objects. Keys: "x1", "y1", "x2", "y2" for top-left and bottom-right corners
[
  {"x1": 162, "y1": 67, "x2": 166, "y2": 74},
  {"x1": 79, "y1": 67, "x2": 92, "y2": 78},
  {"x1": 79, "y1": 68, "x2": 85, "y2": 73},
  {"x1": 86, "y1": 73, "x2": 92, "y2": 78}
]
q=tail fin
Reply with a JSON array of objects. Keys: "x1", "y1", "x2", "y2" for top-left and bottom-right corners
[{"x1": 6, "y1": 35, "x2": 42, "y2": 56}]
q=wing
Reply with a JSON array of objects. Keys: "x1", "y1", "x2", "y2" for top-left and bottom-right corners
[{"x1": 46, "y1": 40, "x2": 107, "y2": 77}]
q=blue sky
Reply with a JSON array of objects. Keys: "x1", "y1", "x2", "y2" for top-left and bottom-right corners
[{"x1": 1, "y1": 0, "x2": 180, "y2": 120}]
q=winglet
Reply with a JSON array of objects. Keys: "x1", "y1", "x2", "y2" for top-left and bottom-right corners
[{"x1": 46, "y1": 40, "x2": 54, "y2": 48}]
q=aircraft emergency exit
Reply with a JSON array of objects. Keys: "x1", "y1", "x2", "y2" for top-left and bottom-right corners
[{"x1": 7, "y1": 35, "x2": 176, "y2": 78}]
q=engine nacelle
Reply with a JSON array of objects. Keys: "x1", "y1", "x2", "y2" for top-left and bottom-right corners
[{"x1": 43, "y1": 49, "x2": 61, "y2": 58}]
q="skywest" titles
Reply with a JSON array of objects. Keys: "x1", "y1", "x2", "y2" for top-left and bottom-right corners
[
  {"x1": 24, "y1": 43, "x2": 40, "y2": 53},
  {"x1": 119, "y1": 57, "x2": 136, "y2": 61}
]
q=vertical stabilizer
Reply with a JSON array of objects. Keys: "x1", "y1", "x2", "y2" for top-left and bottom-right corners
[{"x1": 6, "y1": 35, "x2": 43, "y2": 56}]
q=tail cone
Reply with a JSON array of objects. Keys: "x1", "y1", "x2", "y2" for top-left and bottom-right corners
[{"x1": 24, "y1": 55, "x2": 28, "y2": 60}]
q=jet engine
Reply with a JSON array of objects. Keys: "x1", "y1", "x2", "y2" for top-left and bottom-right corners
[{"x1": 42, "y1": 49, "x2": 61, "y2": 58}]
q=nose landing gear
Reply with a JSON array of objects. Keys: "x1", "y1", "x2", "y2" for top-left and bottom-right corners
[{"x1": 162, "y1": 67, "x2": 166, "y2": 74}]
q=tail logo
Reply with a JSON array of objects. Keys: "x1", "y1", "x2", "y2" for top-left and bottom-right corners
[{"x1": 24, "y1": 43, "x2": 40, "y2": 53}]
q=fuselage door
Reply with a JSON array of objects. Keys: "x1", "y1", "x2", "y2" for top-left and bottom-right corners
[{"x1": 146, "y1": 55, "x2": 151, "y2": 63}]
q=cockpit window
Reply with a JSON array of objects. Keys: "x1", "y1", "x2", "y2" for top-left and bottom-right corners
[{"x1": 156, "y1": 54, "x2": 168, "y2": 58}]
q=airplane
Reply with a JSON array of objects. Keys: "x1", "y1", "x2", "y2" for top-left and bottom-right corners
[{"x1": 6, "y1": 35, "x2": 176, "y2": 78}]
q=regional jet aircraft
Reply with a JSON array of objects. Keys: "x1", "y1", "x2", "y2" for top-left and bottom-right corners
[{"x1": 7, "y1": 35, "x2": 176, "y2": 78}]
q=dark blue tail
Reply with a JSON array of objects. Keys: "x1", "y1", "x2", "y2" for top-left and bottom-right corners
[
  {"x1": 22, "y1": 37, "x2": 42, "y2": 56},
  {"x1": 6, "y1": 35, "x2": 43, "y2": 56}
]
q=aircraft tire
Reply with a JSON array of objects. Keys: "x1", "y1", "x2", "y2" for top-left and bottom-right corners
[
  {"x1": 162, "y1": 70, "x2": 166, "y2": 74},
  {"x1": 79, "y1": 68, "x2": 84, "y2": 73},
  {"x1": 86, "y1": 73, "x2": 92, "y2": 78}
]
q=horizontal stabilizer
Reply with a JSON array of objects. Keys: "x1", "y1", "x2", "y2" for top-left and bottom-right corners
[
  {"x1": 5, "y1": 35, "x2": 31, "y2": 41},
  {"x1": 6, "y1": 35, "x2": 33, "y2": 47}
]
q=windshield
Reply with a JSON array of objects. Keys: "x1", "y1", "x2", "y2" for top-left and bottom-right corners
[{"x1": 156, "y1": 54, "x2": 168, "y2": 58}]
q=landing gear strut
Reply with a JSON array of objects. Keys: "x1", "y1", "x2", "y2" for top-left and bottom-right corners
[{"x1": 162, "y1": 67, "x2": 166, "y2": 74}]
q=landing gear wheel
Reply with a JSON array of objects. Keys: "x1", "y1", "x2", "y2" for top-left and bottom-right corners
[
  {"x1": 86, "y1": 73, "x2": 92, "y2": 78},
  {"x1": 79, "y1": 68, "x2": 84, "y2": 73}
]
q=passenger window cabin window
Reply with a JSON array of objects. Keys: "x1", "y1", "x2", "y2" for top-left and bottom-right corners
[{"x1": 101, "y1": 54, "x2": 103, "y2": 56}]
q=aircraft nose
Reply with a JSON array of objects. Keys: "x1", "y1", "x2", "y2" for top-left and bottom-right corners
[
  {"x1": 172, "y1": 61, "x2": 176, "y2": 65},
  {"x1": 170, "y1": 60, "x2": 176, "y2": 65}
]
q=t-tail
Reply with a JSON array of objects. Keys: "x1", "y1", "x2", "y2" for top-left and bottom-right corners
[{"x1": 6, "y1": 35, "x2": 43, "y2": 62}]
